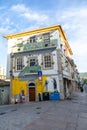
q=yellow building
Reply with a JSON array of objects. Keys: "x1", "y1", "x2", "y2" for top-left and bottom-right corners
[{"x1": 4, "y1": 25, "x2": 73, "y2": 103}]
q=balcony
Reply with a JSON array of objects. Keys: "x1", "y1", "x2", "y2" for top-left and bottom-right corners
[{"x1": 12, "y1": 39, "x2": 58, "y2": 54}]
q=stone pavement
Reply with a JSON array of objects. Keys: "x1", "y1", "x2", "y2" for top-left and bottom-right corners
[
  {"x1": 0, "y1": 92, "x2": 87, "y2": 130},
  {"x1": 24, "y1": 92, "x2": 87, "y2": 130}
]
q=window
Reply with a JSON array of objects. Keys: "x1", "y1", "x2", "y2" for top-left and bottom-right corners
[
  {"x1": 43, "y1": 54, "x2": 53, "y2": 69},
  {"x1": 30, "y1": 59, "x2": 36, "y2": 66},
  {"x1": 28, "y1": 57, "x2": 38, "y2": 66},
  {"x1": 27, "y1": 38, "x2": 30, "y2": 44},
  {"x1": 43, "y1": 33, "x2": 50, "y2": 40},
  {"x1": 43, "y1": 33, "x2": 50, "y2": 44},
  {"x1": 30, "y1": 36, "x2": 36, "y2": 43},
  {"x1": 16, "y1": 57, "x2": 23, "y2": 71}
]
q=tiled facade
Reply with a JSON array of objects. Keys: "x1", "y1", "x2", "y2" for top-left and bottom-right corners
[{"x1": 5, "y1": 25, "x2": 79, "y2": 103}]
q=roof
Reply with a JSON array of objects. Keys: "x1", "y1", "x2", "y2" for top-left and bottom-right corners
[
  {"x1": 0, "y1": 79, "x2": 10, "y2": 86},
  {"x1": 4, "y1": 24, "x2": 73, "y2": 55}
]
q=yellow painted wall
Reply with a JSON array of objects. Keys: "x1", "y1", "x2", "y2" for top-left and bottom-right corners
[
  {"x1": 12, "y1": 78, "x2": 27, "y2": 95},
  {"x1": 36, "y1": 75, "x2": 48, "y2": 94},
  {"x1": 12, "y1": 76, "x2": 48, "y2": 95}
]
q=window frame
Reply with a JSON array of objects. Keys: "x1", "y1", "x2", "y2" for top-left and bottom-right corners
[
  {"x1": 42, "y1": 54, "x2": 53, "y2": 69},
  {"x1": 28, "y1": 56, "x2": 38, "y2": 67},
  {"x1": 14, "y1": 57, "x2": 24, "y2": 72},
  {"x1": 43, "y1": 33, "x2": 50, "y2": 44},
  {"x1": 30, "y1": 36, "x2": 36, "y2": 43}
]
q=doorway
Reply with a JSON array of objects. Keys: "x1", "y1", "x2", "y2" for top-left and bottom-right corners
[{"x1": 28, "y1": 82, "x2": 36, "y2": 101}]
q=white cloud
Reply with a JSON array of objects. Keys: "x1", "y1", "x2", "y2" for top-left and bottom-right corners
[
  {"x1": 55, "y1": 6, "x2": 87, "y2": 72},
  {"x1": 11, "y1": 4, "x2": 48, "y2": 23},
  {"x1": 11, "y1": 4, "x2": 29, "y2": 13},
  {"x1": 0, "y1": 26, "x2": 16, "y2": 35},
  {"x1": 23, "y1": 12, "x2": 48, "y2": 22},
  {"x1": 58, "y1": 6, "x2": 87, "y2": 32},
  {"x1": 2, "y1": 18, "x2": 14, "y2": 27},
  {"x1": 61, "y1": 8, "x2": 87, "y2": 19}
]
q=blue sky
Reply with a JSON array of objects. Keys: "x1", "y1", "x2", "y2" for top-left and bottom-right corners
[{"x1": 0, "y1": 0, "x2": 87, "y2": 72}]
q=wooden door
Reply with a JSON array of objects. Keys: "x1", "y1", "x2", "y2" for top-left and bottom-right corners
[{"x1": 29, "y1": 87, "x2": 35, "y2": 101}]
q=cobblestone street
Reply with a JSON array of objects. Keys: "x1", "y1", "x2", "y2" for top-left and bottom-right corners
[{"x1": 0, "y1": 92, "x2": 87, "y2": 130}]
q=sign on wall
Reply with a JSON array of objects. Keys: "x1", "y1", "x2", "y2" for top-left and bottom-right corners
[{"x1": 38, "y1": 71, "x2": 42, "y2": 81}]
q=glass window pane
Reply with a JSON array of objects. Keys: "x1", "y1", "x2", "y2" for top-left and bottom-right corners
[
  {"x1": 30, "y1": 36, "x2": 36, "y2": 43},
  {"x1": 30, "y1": 58, "x2": 36, "y2": 66},
  {"x1": 16, "y1": 57, "x2": 23, "y2": 71},
  {"x1": 44, "y1": 55, "x2": 52, "y2": 68}
]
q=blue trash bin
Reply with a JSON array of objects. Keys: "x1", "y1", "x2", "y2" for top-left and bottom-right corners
[{"x1": 50, "y1": 92, "x2": 60, "y2": 100}]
